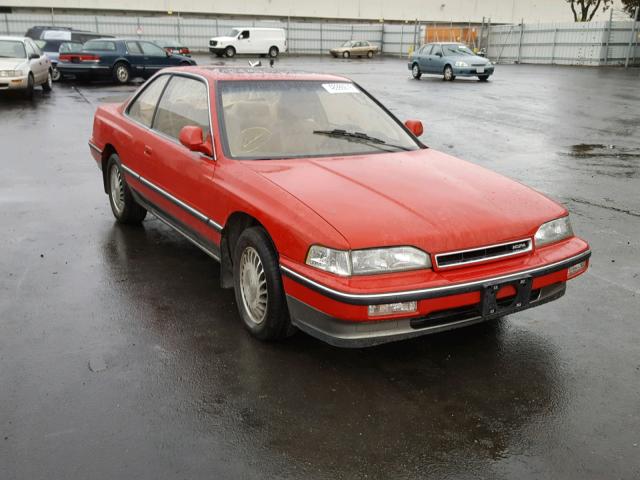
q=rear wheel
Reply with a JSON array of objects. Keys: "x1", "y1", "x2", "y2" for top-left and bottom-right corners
[
  {"x1": 342, "y1": 51, "x2": 350, "y2": 59},
  {"x1": 113, "y1": 62, "x2": 130, "y2": 84},
  {"x1": 51, "y1": 67, "x2": 61, "y2": 82},
  {"x1": 233, "y1": 227, "x2": 294, "y2": 341},
  {"x1": 42, "y1": 70, "x2": 52, "y2": 92},
  {"x1": 268, "y1": 46, "x2": 279, "y2": 58},
  {"x1": 411, "y1": 63, "x2": 422, "y2": 80},
  {"x1": 367, "y1": 50, "x2": 374, "y2": 58},
  {"x1": 225, "y1": 46, "x2": 236, "y2": 58},
  {"x1": 444, "y1": 65, "x2": 455, "y2": 81},
  {"x1": 106, "y1": 154, "x2": 147, "y2": 224}
]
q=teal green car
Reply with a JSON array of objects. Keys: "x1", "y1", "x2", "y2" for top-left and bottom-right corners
[{"x1": 408, "y1": 43, "x2": 494, "y2": 82}]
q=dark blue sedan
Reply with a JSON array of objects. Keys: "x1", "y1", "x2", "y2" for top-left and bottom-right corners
[{"x1": 57, "y1": 38, "x2": 196, "y2": 83}]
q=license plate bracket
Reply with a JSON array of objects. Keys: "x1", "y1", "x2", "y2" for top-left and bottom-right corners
[
  {"x1": 481, "y1": 276, "x2": 532, "y2": 319},
  {"x1": 477, "y1": 67, "x2": 485, "y2": 73}
]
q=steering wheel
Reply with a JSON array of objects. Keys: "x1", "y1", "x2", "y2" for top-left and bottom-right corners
[{"x1": 239, "y1": 127, "x2": 273, "y2": 153}]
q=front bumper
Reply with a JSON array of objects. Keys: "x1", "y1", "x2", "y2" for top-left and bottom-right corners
[
  {"x1": 0, "y1": 74, "x2": 28, "y2": 90},
  {"x1": 209, "y1": 47, "x2": 226, "y2": 54},
  {"x1": 453, "y1": 65, "x2": 495, "y2": 76},
  {"x1": 282, "y1": 246, "x2": 590, "y2": 347}
]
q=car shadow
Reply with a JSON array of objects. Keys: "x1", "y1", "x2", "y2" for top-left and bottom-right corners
[{"x1": 99, "y1": 219, "x2": 567, "y2": 477}]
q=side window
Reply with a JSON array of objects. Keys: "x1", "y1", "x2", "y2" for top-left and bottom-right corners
[
  {"x1": 432, "y1": 45, "x2": 442, "y2": 56},
  {"x1": 240, "y1": 30, "x2": 250, "y2": 40},
  {"x1": 139, "y1": 42, "x2": 166, "y2": 56},
  {"x1": 127, "y1": 75, "x2": 170, "y2": 127},
  {"x1": 126, "y1": 41, "x2": 143, "y2": 54},
  {"x1": 153, "y1": 76, "x2": 210, "y2": 141}
]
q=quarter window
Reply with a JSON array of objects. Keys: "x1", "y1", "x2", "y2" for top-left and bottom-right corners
[
  {"x1": 153, "y1": 76, "x2": 210, "y2": 140},
  {"x1": 127, "y1": 75, "x2": 170, "y2": 127}
]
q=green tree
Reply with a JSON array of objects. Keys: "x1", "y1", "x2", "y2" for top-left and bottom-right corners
[
  {"x1": 621, "y1": 0, "x2": 640, "y2": 18},
  {"x1": 566, "y1": 0, "x2": 613, "y2": 21}
]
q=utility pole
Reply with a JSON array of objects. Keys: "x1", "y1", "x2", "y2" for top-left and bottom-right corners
[{"x1": 625, "y1": 6, "x2": 639, "y2": 68}]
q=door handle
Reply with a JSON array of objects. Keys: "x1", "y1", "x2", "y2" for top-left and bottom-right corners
[{"x1": 143, "y1": 145, "x2": 153, "y2": 156}]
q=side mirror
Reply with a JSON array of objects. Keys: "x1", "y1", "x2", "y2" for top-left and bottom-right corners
[
  {"x1": 404, "y1": 120, "x2": 424, "y2": 137},
  {"x1": 179, "y1": 126, "x2": 213, "y2": 157},
  {"x1": 29, "y1": 53, "x2": 39, "y2": 60}
]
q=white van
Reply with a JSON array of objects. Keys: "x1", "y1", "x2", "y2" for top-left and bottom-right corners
[{"x1": 209, "y1": 28, "x2": 287, "y2": 58}]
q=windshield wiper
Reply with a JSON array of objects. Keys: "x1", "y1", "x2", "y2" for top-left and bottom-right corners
[{"x1": 313, "y1": 129, "x2": 413, "y2": 152}]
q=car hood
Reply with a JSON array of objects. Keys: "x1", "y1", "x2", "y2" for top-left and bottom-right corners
[
  {"x1": 449, "y1": 54, "x2": 489, "y2": 64},
  {"x1": 210, "y1": 36, "x2": 235, "y2": 42},
  {"x1": 0, "y1": 58, "x2": 25, "y2": 70},
  {"x1": 244, "y1": 149, "x2": 566, "y2": 253}
]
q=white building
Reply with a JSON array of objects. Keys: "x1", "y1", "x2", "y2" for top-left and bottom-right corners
[{"x1": 2, "y1": 0, "x2": 626, "y2": 23}]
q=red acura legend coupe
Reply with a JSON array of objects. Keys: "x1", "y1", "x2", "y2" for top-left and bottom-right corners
[{"x1": 89, "y1": 66, "x2": 591, "y2": 347}]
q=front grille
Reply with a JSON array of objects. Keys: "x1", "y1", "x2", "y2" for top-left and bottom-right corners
[
  {"x1": 435, "y1": 238, "x2": 532, "y2": 269},
  {"x1": 209, "y1": 40, "x2": 217, "y2": 46},
  {"x1": 472, "y1": 63, "x2": 486, "y2": 66}
]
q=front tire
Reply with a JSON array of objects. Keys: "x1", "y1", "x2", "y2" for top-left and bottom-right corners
[
  {"x1": 444, "y1": 65, "x2": 455, "y2": 81},
  {"x1": 411, "y1": 63, "x2": 422, "y2": 79},
  {"x1": 106, "y1": 154, "x2": 147, "y2": 224},
  {"x1": 42, "y1": 70, "x2": 52, "y2": 92},
  {"x1": 51, "y1": 67, "x2": 61, "y2": 82},
  {"x1": 233, "y1": 227, "x2": 293, "y2": 341},
  {"x1": 225, "y1": 46, "x2": 236, "y2": 58},
  {"x1": 24, "y1": 73, "x2": 34, "y2": 99},
  {"x1": 113, "y1": 62, "x2": 130, "y2": 84},
  {"x1": 367, "y1": 50, "x2": 374, "y2": 58},
  {"x1": 268, "y1": 46, "x2": 279, "y2": 58},
  {"x1": 342, "y1": 51, "x2": 350, "y2": 59}
]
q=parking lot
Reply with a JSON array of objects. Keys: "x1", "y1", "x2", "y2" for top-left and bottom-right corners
[{"x1": 1, "y1": 55, "x2": 639, "y2": 479}]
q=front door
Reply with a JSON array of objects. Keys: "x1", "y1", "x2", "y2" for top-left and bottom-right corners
[
  {"x1": 124, "y1": 41, "x2": 146, "y2": 77},
  {"x1": 429, "y1": 45, "x2": 445, "y2": 74},
  {"x1": 139, "y1": 41, "x2": 172, "y2": 75},
  {"x1": 25, "y1": 39, "x2": 47, "y2": 83},
  {"x1": 235, "y1": 30, "x2": 251, "y2": 54}
]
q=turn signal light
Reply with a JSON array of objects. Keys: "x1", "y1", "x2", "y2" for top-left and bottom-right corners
[{"x1": 567, "y1": 261, "x2": 587, "y2": 279}]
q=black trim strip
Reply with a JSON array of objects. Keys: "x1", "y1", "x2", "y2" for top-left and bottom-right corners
[
  {"x1": 121, "y1": 163, "x2": 223, "y2": 232},
  {"x1": 132, "y1": 189, "x2": 221, "y2": 261},
  {"x1": 88, "y1": 141, "x2": 102, "y2": 154},
  {"x1": 280, "y1": 250, "x2": 591, "y2": 305}
]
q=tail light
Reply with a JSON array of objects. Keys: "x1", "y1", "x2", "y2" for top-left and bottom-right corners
[
  {"x1": 180, "y1": 48, "x2": 190, "y2": 54},
  {"x1": 59, "y1": 53, "x2": 101, "y2": 63}
]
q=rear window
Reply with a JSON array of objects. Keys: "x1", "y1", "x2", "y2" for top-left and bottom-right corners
[{"x1": 84, "y1": 40, "x2": 117, "y2": 51}]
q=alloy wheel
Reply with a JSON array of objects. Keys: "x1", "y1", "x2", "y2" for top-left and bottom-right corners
[
  {"x1": 239, "y1": 246, "x2": 268, "y2": 325},
  {"x1": 109, "y1": 164, "x2": 125, "y2": 215}
]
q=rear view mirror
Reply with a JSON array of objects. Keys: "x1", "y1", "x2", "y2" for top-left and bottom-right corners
[
  {"x1": 404, "y1": 120, "x2": 424, "y2": 137},
  {"x1": 435, "y1": 52, "x2": 442, "y2": 57},
  {"x1": 179, "y1": 126, "x2": 213, "y2": 157},
  {"x1": 29, "y1": 53, "x2": 39, "y2": 60}
]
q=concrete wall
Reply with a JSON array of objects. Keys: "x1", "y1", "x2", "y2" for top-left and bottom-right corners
[{"x1": 1, "y1": 0, "x2": 625, "y2": 24}]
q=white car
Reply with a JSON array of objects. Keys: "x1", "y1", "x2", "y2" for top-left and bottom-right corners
[
  {"x1": 209, "y1": 27, "x2": 287, "y2": 58},
  {"x1": 0, "y1": 36, "x2": 52, "y2": 98}
]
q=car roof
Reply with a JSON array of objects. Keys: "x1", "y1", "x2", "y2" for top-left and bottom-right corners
[
  {"x1": 426, "y1": 42, "x2": 467, "y2": 45},
  {"x1": 163, "y1": 66, "x2": 350, "y2": 83}
]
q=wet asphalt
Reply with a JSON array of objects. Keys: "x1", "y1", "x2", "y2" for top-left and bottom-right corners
[{"x1": 1, "y1": 55, "x2": 639, "y2": 479}]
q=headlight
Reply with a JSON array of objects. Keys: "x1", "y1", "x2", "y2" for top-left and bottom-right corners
[
  {"x1": 534, "y1": 216, "x2": 573, "y2": 247},
  {"x1": 306, "y1": 245, "x2": 431, "y2": 276},
  {"x1": 0, "y1": 70, "x2": 20, "y2": 77},
  {"x1": 486, "y1": 61, "x2": 492, "y2": 66},
  {"x1": 455, "y1": 61, "x2": 469, "y2": 67}
]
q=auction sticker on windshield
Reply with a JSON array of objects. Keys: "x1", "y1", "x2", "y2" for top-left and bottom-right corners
[{"x1": 322, "y1": 83, "x2": 360, "y2": 94}]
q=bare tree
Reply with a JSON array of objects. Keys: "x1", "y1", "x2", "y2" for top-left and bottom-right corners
[
  {"x1": 621, "y1": 0, "x2": 640, "y2": 18},
  {"x1": 565, "y1": 0, "x2": 613, "y2": 21}
]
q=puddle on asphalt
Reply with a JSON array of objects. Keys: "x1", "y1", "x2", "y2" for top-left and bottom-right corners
[{"x1": 561, "y1": 144, "x2": 640, "y2": 178}]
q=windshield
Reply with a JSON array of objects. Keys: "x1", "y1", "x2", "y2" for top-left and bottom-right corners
[
  {"x1": 442, "y1": 44, "x2": 475, "y2": 56},
  {"x1": 0, "y1": 40, "x2": 26, "y2": 59},
  {"x1": 59, "y1": 41, "x2": 83, "y2": 53},
  {"x1": 225, "y1": 29, "x2": 241, "y2": 38},
  {"x1": 217, "y1": 80, "x2": 421, "y2": 160},
  {"x1": 83, "y1": 40, "x2": 116, "y2": 51}
]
